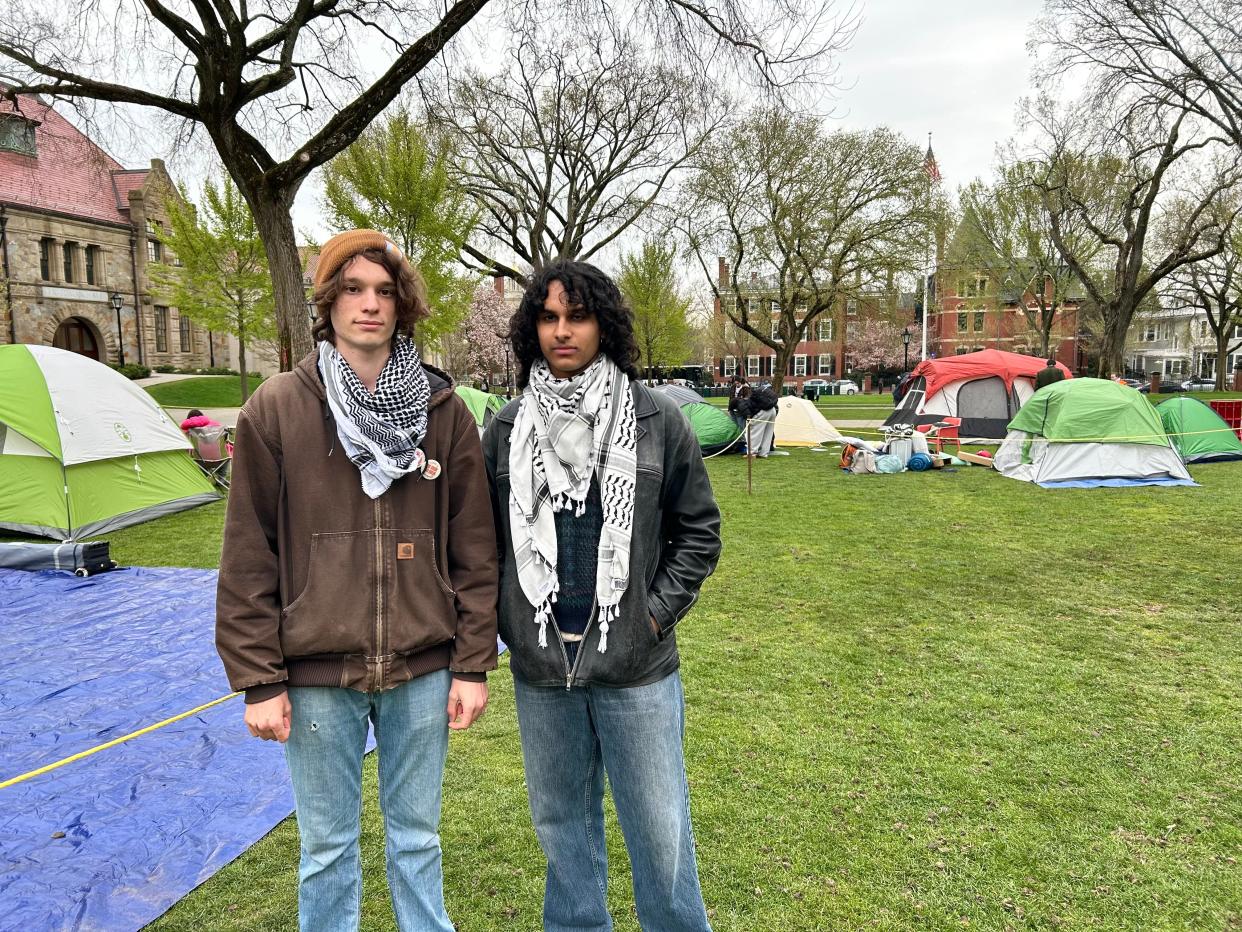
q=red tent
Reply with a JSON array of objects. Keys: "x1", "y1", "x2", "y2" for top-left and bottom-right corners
[
  {"x1": 886, "y1": 349, "x2": 1073, "y2": 440},
  {"x1": 912, "y1": 349, "x2": 1070, "y2": 399}
]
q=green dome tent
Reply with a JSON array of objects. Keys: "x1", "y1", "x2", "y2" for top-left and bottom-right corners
[
  {"x1": 0, "y1": 344, "x2": 219, "y2": 540},
  {"x1": 994, "y1": 378, "x2": 1194, "y2": 488},
  {"x1": 652, "y1": 385, "x2": 740, "y2": 455},
  {"x1": 454, "y1": 385, "x2": 506, "y2": 436},
  {"x1": 1157, "y1": 396, "x2": 1242, "y2": 463}
]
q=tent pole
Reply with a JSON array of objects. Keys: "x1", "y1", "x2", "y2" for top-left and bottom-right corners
[
  {"x1": 746, "y1": 419, "x2": 753, "y2": 495},
  {"x1": 61, "y1": 461, "x2": 74, "y2": 542}
]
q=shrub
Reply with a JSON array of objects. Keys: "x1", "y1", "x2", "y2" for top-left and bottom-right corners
[
  {"x1": 113, "y1": 363, "x2": 151, "y2": 380},
  {"x1": 153, "y1": 364, "x2": 178, "y2": 373}
]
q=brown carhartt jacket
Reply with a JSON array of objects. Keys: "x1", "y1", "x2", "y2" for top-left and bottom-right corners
[{"x1": 215, "y1": 352, "x2": 498, "y2": 703}]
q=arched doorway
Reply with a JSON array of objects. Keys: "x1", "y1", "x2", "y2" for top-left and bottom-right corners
[{"x1": 52, "y1": 317, "x2": 101, "y2": 360}]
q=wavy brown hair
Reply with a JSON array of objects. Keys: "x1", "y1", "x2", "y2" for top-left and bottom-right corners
[
  {"x1": 311, "y1": 247, "x2": 430, "y2": 344},
  {"x1": 509, "y1": 260, "x2": 641, "y2": 388}
]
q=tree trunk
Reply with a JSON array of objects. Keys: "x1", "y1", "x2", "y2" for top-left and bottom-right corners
[
  {"x1": 247, "y1": 186, "x2": 312, "y2": 371},
  {"x1": 1218, "y1": 338, "x2": 1230, "y2": 391},
  {"x1": 1098, "y1": 305, "x2": 1130, "y2": 376},
  {"x1": 238, "y1": 316, "x2": 249, "y2": 404}
]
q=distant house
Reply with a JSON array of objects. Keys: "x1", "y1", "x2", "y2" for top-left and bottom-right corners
[{"x1": 0, "y1": 88, "x2": 224, "y2": 368}]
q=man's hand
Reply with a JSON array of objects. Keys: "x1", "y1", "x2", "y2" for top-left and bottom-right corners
[
  {"x1": 245, "y1": 693, "x2": 292, "y2": 743},
  {"x1": 447, "y1": 678, "x2": 488, "y2": 731},
  {"x1": 650, "y1": 614, "x2": 662, "y2": 638}
]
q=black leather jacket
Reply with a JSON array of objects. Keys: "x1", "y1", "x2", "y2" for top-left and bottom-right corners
[{"x1": 483, "y1": 380, "x2": 722, "y2": 688}]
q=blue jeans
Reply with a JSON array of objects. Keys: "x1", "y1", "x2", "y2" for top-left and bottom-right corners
[
  {"x1": 284, "y1": 670, "x2": 454, "y2": 932},
  {"x1": 513, "y1": 670, "x2": 712, "y2": 932}
]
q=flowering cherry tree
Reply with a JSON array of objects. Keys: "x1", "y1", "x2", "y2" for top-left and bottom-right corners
[
  {"x1": 850, "y1": 319, "x2": 924, "y2": 372},
  {"x1": 464, "y1": 285, "x2": 513, "y2": 387}
]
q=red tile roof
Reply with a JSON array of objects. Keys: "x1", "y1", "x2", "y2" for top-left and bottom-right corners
[
  {"x1": 0, "y1": 90, "x2": 137, "y2": 226},
  {"x1": 111, "y1": 169, "x2": 149, "y2": 212}
]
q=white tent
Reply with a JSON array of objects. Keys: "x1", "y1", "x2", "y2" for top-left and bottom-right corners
[{"x1": 773, "y1": 396, "x2": 846, "y2": 447}]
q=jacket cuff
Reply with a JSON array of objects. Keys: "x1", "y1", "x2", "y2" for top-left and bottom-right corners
[
  {"x1": 450, "y1": 671, "x2": 487, "y2": 683},
  {"x1": 244, "y1": 682, "x2": 288, "y2": 704}
]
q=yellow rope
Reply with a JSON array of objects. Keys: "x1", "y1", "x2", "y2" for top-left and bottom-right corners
[
  {"x1": 0, "y1": 692, "x2": 240, "y2": 790},
  {"x1": 839, "y1": 425, "x2": 1241, "y2": 443}
]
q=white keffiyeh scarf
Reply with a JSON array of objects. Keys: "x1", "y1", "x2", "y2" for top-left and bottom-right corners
[
  {"x1": 318, "y1": 336, "x2": 431, "y2": 498},
  {"x1": 508, "y1": 355, "x2": 637, "y2": 652}
]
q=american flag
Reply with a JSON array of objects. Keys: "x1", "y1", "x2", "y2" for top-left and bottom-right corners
[{"x1": 923, "y1": 139, "x2": 941, "y2": 184}]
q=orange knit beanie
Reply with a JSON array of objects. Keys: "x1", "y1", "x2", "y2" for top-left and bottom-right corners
[{"x1": 314, "y1": 229, "x2": 408, "y2": 288}]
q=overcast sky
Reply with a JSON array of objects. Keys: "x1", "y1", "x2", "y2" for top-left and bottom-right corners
[{"x1": 826, "y1": 0, "x2": 1047, "y2": 191}]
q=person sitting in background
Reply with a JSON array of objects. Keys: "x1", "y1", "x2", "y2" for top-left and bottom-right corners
[{"x1": 179, "y1": 408, "x2": 221, "y2": 432}]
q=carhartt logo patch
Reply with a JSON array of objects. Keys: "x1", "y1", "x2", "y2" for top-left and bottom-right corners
[{"x1": 397, "y1": 543, "x2": 414, "y2": 560}]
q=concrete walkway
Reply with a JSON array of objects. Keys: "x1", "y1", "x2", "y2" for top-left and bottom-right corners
[{"x1": 134, "y1": 373, "x2": 230, "y2": 387}]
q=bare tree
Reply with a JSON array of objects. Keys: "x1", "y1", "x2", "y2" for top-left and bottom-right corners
[
  {"x1": 1038, "y1": 0, "x2": 1242, "y2": 149},
  {"x1": 0, "y1": 0, "x2": 850, "y2": 369},
  {"x1": 1022, "y1": 96, "x2": 1241, "y2": 375},
  {"x1": 681, "y1": 109, "x2": 931, "y2": 392},
  {"x1": 1161, "y1": 195, "x2": 1242, "y2": 388},
  {"x1": 431, "y1": 27, "x2": 722, "y2": 283}
]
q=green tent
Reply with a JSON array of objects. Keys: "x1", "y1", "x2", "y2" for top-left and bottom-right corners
[
  {"x1": 454, "y1": 385, "x2": 506, "y2": 435},
  {"x1": 1157, "y1": 396, "x2": 1242, "y2": 463},
  {"x1": 681, "y1": 401, "x2": 741, "y2": 455},
  {"x1": 995, "y1": 378, "x2": 1193, "y2": 487},
  {"x1": 0, "y1": 344, "x2": 219, "y2": 540}
]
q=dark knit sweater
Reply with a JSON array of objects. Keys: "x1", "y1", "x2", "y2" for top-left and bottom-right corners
[{"x1": 552, "y1": 480, "x2": 603, "y2": 637}]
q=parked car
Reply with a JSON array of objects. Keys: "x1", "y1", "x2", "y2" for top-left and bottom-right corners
[
  {"x1": 1118, "y1": 378, "x2": 1150, "y2": 393},
  {"x1": 832, "y1": 379, "x2": 860, "y2": 395},
  {"x1": 1181, "y1": 376, "x2": 1217, "y2": 391},
  {"x1": 802, "y1": 378, "x2": 829, "y2": 390}
]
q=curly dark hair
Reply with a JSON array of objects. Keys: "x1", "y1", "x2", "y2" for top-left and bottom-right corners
[
  {"x1": 509, "y1": 260, "x2": 641, "y2": 388},
  {"x1": 310, "y1": 247, "x2": 430, "y2": 344}
]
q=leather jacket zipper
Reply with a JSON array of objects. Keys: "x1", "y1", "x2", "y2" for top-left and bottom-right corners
[{"x1": 564, "y1": 595, "x2": 598, "y2": 690}]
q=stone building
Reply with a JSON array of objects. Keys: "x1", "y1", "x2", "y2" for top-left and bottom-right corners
[{"x1": 0, "y1": 88, "x2": 224, "y2": 368}]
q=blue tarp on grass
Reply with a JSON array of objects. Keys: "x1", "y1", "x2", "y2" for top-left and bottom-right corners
[{"x1": 0, "y1": 567, "x2": 293, "y2": 931}]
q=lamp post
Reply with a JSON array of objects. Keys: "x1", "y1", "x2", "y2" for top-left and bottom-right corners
[
  {"x1": 902, "y1": 327, "x2": 911, "y2": 371},
  {"x1": 109, "y1": 292, "x2": 125, "y2": 365}
]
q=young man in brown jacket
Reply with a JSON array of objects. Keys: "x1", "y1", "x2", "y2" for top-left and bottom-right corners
[{"x1": 215, "y1": 229, "x2": 497, "y2": 932}]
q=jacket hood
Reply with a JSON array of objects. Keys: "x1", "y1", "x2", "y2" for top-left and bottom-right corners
[{"x1": 294, "y1": 347, "x2": 457, "y2": 409}]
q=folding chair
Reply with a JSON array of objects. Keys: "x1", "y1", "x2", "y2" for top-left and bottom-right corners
[
  {"x1": 187, "y1": 425, "x2": 232, "y2": 490},
  {"x1": 915, "y1": 416, "x2": 962, "y2": 455}
]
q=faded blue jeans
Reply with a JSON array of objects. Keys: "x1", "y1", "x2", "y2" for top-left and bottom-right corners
[
  {"x1": 284, "y1": 670, "x2": 454, "y2": 932},
  {"x1": 513, "y1": 669, "x2": 712, "y2": 932}
]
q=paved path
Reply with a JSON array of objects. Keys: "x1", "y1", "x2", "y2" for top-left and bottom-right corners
[{"x1": 134, "y1": 373, "x2": 230, "y2": 387}]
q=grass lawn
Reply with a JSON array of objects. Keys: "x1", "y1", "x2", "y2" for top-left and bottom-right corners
[
  {"x1": 112, "y1": 452, "x2": 1241, "y2": 930},
  {"x1": 144, "y1": 376, "x2": 265, "y2": 408}
]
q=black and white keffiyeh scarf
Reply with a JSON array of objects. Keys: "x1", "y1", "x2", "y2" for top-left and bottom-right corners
[
  {"x1": 318, "y1": 335, "x2": 431, "y2": 498},
  {"x1": 508, "y1": 355, "x2": 637, "y2": 652}
]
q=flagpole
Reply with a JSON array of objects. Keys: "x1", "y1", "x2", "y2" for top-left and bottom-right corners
[{"x1": 922, "y1": 132, "x2": 933, "y2": 362}]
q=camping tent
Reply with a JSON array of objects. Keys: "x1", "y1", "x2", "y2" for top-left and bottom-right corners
[
  {"x1": 455, "y1": 385, "x2": 506, "y2": 436},
  {"x1": 1156, "y1": 396, "x2": 1242, "y2": 463},
  {"x1": 885, "y1": 349, "x2": 1071, "y2": 441},
  {"x1": 652, "y1": 385, "x2": 741, "y2": 455},
  {"x1": 993, "y1": 378, "x2": 1194, "y2": 488},
  {"x1": 773, "y1": 396, "x2": 846, "y2": 447},
  {"x1": 0, "y1": 344, "x2": 219, "y2": 539}
]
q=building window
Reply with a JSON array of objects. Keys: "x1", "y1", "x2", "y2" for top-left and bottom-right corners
[
  {"x1": 770, "y1": 300, "x2": 781, "y2": 314},
  {"x1": 956, "y1": 346, "x2": 970, "y2": 355},
  {"x1": 817, "y1": 318, "x2": 834, "y2": 341},
  {"x1": 0, "y1": 114, "x2": 36, "y2": 157},
  {"x1": 957, "y1": 311, "x2": 968, "y2": 332},
  {"x1": 155, "y1": 305, "x2": 169, "y2": 353},
  {"x1": 818, "y1": 353, "x2": 833, "y2": 375},
  {"x1": 39, "y1": 238, "x2": 53, "y2": 280},
  {"x1": 794, "y1": 354, "x2": 807, "y2": 376},
  {"x1": 62, "y1": 241, "x2": 77, "y2": 282},
  {"x1": 148, "y1": 238, "x2": 162, "y2": 262},
  {"x1": 85, "y1": 245, "x2": 100, "y2": 286},
  {"x1": 1144, "y1": 325, "x2": 1156, "y2": 341},
  {"x1": 973, "y1": 311, "x2": 985, "y2": 332},
  {"x1": 747, "y1": 355, "x2": 760, "y2": 377},
  {"x1": 179, "y1": 313, "x2": 192, "y2": 352},
  {"x1": 846, "y1": 299, "x2": 858, "y2": 316},
  {"x1": 771, "y1": 319, "x2": 780, "y2": 340},
  {"x1": 724, "y1": 355, "x2": 737, "y2": 377}
]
